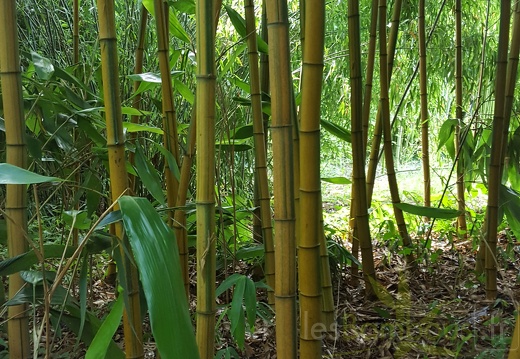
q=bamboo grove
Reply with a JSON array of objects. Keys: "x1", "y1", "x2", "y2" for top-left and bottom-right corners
[{"x1": 1, "y1": 0, "x2": 520, "y2": 358}]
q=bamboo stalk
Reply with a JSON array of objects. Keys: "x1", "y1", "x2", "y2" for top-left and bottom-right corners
[
  {"x1": 349, "y1": 0, "x2": 378, "y2": 299},
  {"x1": 454, "y1": 0, "x2": 467, "y2": 235},
  {"x1": 265, "y1": 0, "x2": 298, "y2": 354},
  {"x1": 366, "y1": 0, "x2": 403, "y2": 206},
  {"x1": 96, "y1": 0, "x2": 143, "y2": 356},
  {"x1": 195, "y1": 0, "x2": 217, "y2": 356},
  {"x1": 378, "y1": 0, "x2": 414, "y2": 266},
  {"x1": 418, "y1": 0, "x2": 431, "y2": 211},
  {"x1": 485, "y1": 0, "x2": 511, "y2": 301},
  {"x1": 243, "y1": 0, "x2": 275, "y2": 306},
  {"x1": 154, "y1": 0, "x2": 181, "y2": 225},
  {"x1": 0, "y1": 0, "x2": 31, "y2": 356},
  {"x1": 298, "y1": 0, "x2": 325, "y2": 353}
]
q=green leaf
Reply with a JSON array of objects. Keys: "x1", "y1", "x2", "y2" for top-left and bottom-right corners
[
  {"x1": 134, "y1": 142, "x2": 166, "y2": 205},
  {"x1": 62, "y1": 210, "x2": 92, "y2": 230},
  {"x1": 172, "y1": 0, "x2": 195, "y2": 14},
  {"x1": 31, "y1": 51, "x2": 54, "y2": 80},
  {"x1": 123, "y1": 122, "x2": 163, "y2": 135},
  {"x1": 216, "y1": 273, "x2": 243, "y2": 297},
  {"x1": 216, "y1": 141, "x2": 253, "y2": 152},
  {"x1": 230, "y1": 276, "x2": 246, "y2": 348},
  {"x1": 321, "y1": 119, "x2": 351, "y2": 143},
  {"x1": 85, "y1": 295, "x2": 124, "y2": 359},
  {"x1": 118, "y1": 196, "x2": 199, "y2": 359},
  {"x1": 321, "y1": 177, "x2": 351, "y2": 185},
  {"x1": 500, "y1": 185, "x2": 520, "y2": 240},
  {"x1": 235, "y1": 245, "x2": 264, "y2": 261},
  {"x1": 53, "y1": 306, "x2": 125, "y2": 359},
  {"x1": 232, "y1": 124, "x2": 254, "y2": 140},
  {"x1": 223, "y1": 5, "x2": 268, "y2": 53},
  {"x1": 142, "y1": 0, "x2": 191, "y2": 43},
  {"x1": 393, "y1": 202, "x2": 461, "y2": 219},
  {"x1": 120, "y1": 107, "x2": 152, "y2": 116},
  {"x1": 437, "y1": 118, "x2": 458, "y2": 152},
  {"x1": 127, "y1": 72, "x2": 162, "y2": 83},
  {"x1": 0, "y1": 163, "x2": 61, "y2": 184},
  {"x1": 174, "y1": 79, "x2": 194, "y2": 104},
  {"x1": 0, "y1": 245, "x2": 75, "y2": 276},
  {"x1": 244, "y1": 277, "x2": 257, "y2": 330}
]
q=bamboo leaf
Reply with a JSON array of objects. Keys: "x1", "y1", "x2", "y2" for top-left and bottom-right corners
[
  {"x1": 244, "y1": 277, "x2": 257, "y2": 330},
  {"x1": 118, "y1": 196, "x2": 199, "y2": 359},
  {"x1": 437, "y1": 118, "x2": 458, "y2": 152},
  {"x1": 230, "y1": 276, "x2": 246, "y2": 348},
  {"x1": 232, "y1": 124, "x2": 254, "y2": 140},
  {"x1": 123, "y1": 122, "x2": 164, "y2": 134},
  {"x1": 85, "y1": 295, "x2": 124, "y2": 359},
  {"x1": 0, "y1": 245, "x2": 75, "y2": 276},
  {"x1": 53, "y1": 307, "x2": 125, "y2": 359},
  {"x1": 393, "y1": 203, "x2": 461, "y2": 219},
  {"x1": 321, "y1": 119, "x2": 351, "y2": 143},
  {"x1": 321, "y1": 177, "x2": 351, "y2": 185},
  {"x1": 31, "y1": 51, "x2": 54, "y2": 80},
  {"x1": 0, "y1": 163, "x2": 61, "y2": 184},
  {"x1": 134, "y1": 142, "x2": 166, "y2": 205},
  {"x1": 223, "y1": 5, "x2": 268, "y2": 53},
  {"x1": 142, "y1": 0, "x2": 191, "y2": 43}
]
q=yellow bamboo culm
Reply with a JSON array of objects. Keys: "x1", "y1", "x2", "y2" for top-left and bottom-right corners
[
  {"x1": 195, "y1": 0, "x2": 217, "y2": 356},
  {"x1": 243, "y1": 0, "x2": 275, "y2": 306},
  {"x1": 0, "y1": 1, "x2": 31, "y2": 357},
  {"x1": 298, "y1": 0, "x2": 325, "y2": 354},
  {"x1": 96, "y1": 0, "x2": 143, "y2": 357},
  {"x1": 265, "y1": 0, "x2": 298, "y2": 355}
]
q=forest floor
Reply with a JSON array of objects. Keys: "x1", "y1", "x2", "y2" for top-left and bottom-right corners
[{"x1": 42, "y1": 231, "x2": 518, "y2": 359}]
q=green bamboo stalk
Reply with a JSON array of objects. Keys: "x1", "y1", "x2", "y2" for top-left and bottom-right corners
[
  {"x1": 350, "y1": 0, "x2": 378, "y2": 287},
  {"x1": 173, "y1": 107, "x2": 196, "y2": 298},
  {"x1": 154, "y1": 0, "x2": 180, "y2": 224},
  {"x1": 73, "y1": 0, "x2": 79, "y2": 64},
  {"x1": 243, "y1": 0, "x2": 275, "y2": 306},
  {"x1": 96, "y1": 0, "x2": 143, "y2": 357},
  {"x1": 128, "y1": 5, "x2": 148, "y2": 193},
  {"x1": 485, "y1": 0, "x2": 511, "y2": 301},
  {"x1": 418, "y1": 0, "x2": 431, "y2": 211},
  {"x1": 298, "y1": 0, "x2": 325, "y2": 353},
  {"x1": 454, "y1": 0, "x2": 467, "y2": 235},
  {"x1": 195, "y1": 0, "x2": 217, "y2": 356},
  {"x1": 349, "y1": 0, "x2": 378, "y2": 299},
  {"x1": 0, "y1": 1, "x2": 30, "y2": 356},
  {"x1": 378, "y1": 0, "x2": 414, "y2": 266},
  {"x1": 265, "y1": 0, "x2": 298, "y2": 354}
]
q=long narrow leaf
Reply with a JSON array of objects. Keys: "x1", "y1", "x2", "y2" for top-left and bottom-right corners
[
  {"x1": 0, "y1": 163, "x2": 61, "y2": 184},
  {"x1": 393, "y1": 202, "x2": 461, "y2": 219},
  {"x1": 118, "y1": 196, "x2": 199, "y2": 359},
  {"x1": 85, "y1": 295, "x2": 124, "y2": 359}
]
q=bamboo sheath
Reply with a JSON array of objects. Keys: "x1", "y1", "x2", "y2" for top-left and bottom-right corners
[{"x1": 0, "y1": 1, "x2": 31, "y2": 357}]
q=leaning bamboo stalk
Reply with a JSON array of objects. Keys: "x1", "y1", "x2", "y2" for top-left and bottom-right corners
[
  {"x1": 378, "y1": 0, "x2": 414, "y2": 265},
  {"x1": 154, "y1": 0, "x2": 181, "y2": 224},
  {"x1": 265, "y1": 0, "x2": 298, "y2": 354},
  {"x1": 485, "y1": 0, "x2": 511, "y2": 301},
  {"x1": 366, "y1": 0, "x2": 403, "y2": 206},
  {"x1": 298, "y1": 0, "x2": 325, "y2": 353},
  {"x1": 243, "y1": 0, "x2": 275, "y2": 306},
  {"x1": 349, "y1": 0, "x2": 377, "y2": 299},
  {"x1": 0, "y1": 1, "x2": 30, "y2": 357},
  {"x1": 318, "y1": 207, "x2": 335, "y2": 329},
  {"x1": 195, "y1": 0, "x2": 217, "y2": 356},
  {"x1": 96, "y1": 0, "x2": 143, "y2": 357}
]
